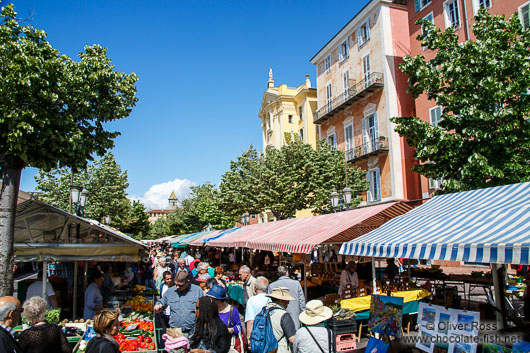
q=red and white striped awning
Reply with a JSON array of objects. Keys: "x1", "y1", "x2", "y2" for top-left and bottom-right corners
[{"x1": 190, "y1": 202, "x2": 413, "y2": 254}]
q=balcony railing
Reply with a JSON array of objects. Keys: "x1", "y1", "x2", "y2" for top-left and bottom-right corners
[
  {"x1": 345, "y1": 136, "x2": 389, "y2": 162},
  {"x1": 314, "y1": 72, "x2": 384, "y2": 123}
]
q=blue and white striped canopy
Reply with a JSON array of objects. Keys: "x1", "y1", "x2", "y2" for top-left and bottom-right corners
[{"x1": 339, "y1": 182, "x2": 530, "y2": 265}]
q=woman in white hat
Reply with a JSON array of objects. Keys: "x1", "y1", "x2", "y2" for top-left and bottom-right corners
[{"x1": 293, "y1": 300, "x2": 333, "y2": 353}]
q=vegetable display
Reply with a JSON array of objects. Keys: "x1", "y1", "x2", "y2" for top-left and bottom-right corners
[{"x1": 113, "y1": 311, "x2": 155, "y2": 351}]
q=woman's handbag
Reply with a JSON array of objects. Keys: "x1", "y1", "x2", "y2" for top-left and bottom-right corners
[{"x1": 228, "y1": 306, "x2": 247, "y2": 353}]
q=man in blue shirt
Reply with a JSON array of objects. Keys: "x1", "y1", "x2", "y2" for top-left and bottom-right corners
[{"x1": 154, "y1": 270, "x2": 203, "y2": 334}]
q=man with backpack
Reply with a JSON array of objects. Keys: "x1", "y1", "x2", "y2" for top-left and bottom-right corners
[{"x1": 250, "y1": 287, "x2": 297, "y2": 353}]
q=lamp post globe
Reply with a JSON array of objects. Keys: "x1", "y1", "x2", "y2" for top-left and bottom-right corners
[
  {"x1": 70, "y1": 185, "x2": 83, "y2": 204},
  {"x1": 79, "y1": 189, "x2": 90, "y2": 208},
  {"x1": 330, "y1": 190, "x2": 340, "y2": 209},
  {"x1": 342, "y1": 186, "x2": 353, "y2": 206}
]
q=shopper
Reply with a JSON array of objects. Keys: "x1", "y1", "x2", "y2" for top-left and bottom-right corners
[
  {"x1": 154, "y1": 256, "x2": 171, "y2": 292},
  {"x1": 338, "y1": 262, "x2": 358, "y2": 298},
  {"x1": 384, "y1": 258, "x2": 399, "y2": 279},
  {"x1": 26, "y1": 272, "x2": 58, "y2": 307},
  {"x1": 84, "y1": 271, "x2": 104, "y2": 320},
  {"x1": 189, "y1": 296, "x2": 231, "y2": 353},
  {"x1": 86, "y1": 309, "x2": 121, "y2": 353},
  {"x1": 214, "y1": 267, "x2": 226, "y2": 288},
  {"x1": 18, "y1": 296, "x2": 71, "y2": 353},
  {"x1": 264, "y1": 287, "x2": 297, "y2": 353},
  {"x1": 245, "y1": 276, "x2": 270, "y2": 341},
  {"x1": 159, "y1": 271, "x2": 174, "y2": 325},
  {"x1": 293, "y1": 300, "x2": 333, "y2": 353},
  {"x1": 176, "y1": 258, "x2": 192, "y2": 278},
  {"x1": 154, "y1": 270, "x2": 204, "y2": 334},
  {"x1": 102, "y1": 264, "x2": 115, "y2": 302},
  {"x1": 206, "y1": 285, "x2": 242, "y2": 351},
  {"x1": 239, "y1": 265, "x2": 257, "y2": 306},
  {"x1": 0, "y1": 296, "x2": 23, "y2": 353},
  {"x1": 268, "y1": 266, "x2": 306, "y2": 328}
]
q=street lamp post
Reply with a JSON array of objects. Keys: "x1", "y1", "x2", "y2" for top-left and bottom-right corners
[
  {"x1": 329, "y1": 186, "x2": 354, "y2": 212},
  {"x1": 70, "y1": 185, "x2": 89, "y2": 216}
]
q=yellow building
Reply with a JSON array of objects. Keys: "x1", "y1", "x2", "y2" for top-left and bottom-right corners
[
  {"x1": 257, "y1": 70, "x2": 318, "y2": 222},
  {"x1": 147, "y1": 191, "x2": 177, "y2": 225},
  {"x1": 258, "y1": 69, "x2": 318, "y2": 151}
]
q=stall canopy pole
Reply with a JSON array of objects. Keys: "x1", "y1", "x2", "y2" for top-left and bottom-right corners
[
  {"x1": 73, "y1": 261, "x2": 78, "y2": 319},
  {"x1": 491, "y1": 263, "x2": 505, "y2": 330},
  {"x1": 371, "y1": 257, "x2": 377, "y2": 294},
  {"x1": 303, "y1": 255, "x2": 308, "y2": 300},
  {"x1": 42, "y1": 260, "x2": 47, "y2": 299},
  {"x1": 83, "y1": 261, "x2": 88, "y2": 291}
]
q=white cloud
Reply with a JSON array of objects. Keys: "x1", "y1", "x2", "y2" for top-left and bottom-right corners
[{"x1": 131, "y1": 178, "x2": 197, "y2": 210}]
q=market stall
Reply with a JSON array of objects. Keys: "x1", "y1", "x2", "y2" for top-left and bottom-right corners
[{"x1": 339, "y1": 182, "x2": 530, "y2": 330}]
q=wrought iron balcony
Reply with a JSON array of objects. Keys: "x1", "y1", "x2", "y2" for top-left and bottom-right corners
[
  {"x1": 314, "y1": 72, "x2": 384, "y2": 124},
  {"x1": 345, "y1": 136, "x2": 389, "y2": 162}
]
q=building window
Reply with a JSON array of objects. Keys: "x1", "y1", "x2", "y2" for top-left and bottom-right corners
[
  {"x1": 288, "y1": 115, "x2": 293, "y2": 123},
  {"x1": 414, "y1": 0, "x2": 432, "y2": 12},
  {"x1": 358, "y1": 20, "x2": 370, "y2": 47},
  {"x1": 299, "y1": 106, "x2": 303, "y2": 120},
  {"x1": 325, "y1": 55, "x2": 331, "y2": 74},
  {"x1": 422, "y1": 12, "x2": 435, "y2": 51},
  {"x1": 316, "y1": 125, "x2": 321, "y2": 140},
  {"x1": 299, "y1": 128, "x2": 304, "y2": 142},
  {"x1": 362, "y1": 54, "x2": 371, "y2": 87},
  {"x1": 444, "y1": 0, "x2": 460, "y2": 29},
  {"x1": 343, "y1": 71, "x2": 350, "y2": 94},
  {"x1": 328, "y1": 133, "x2": 337, "y2": 149},
  {"x1": 326, "y1": 83, "x2": 332, "y2": 110},
  {"x1": 344, "y1": 123, "x2": 353, "y2": 158},
  {"x1": 430, "y1": 106, "x2": 442, "y2": 126},
  {"x1": 367, "y1": 168, "x2": 381, "y2": 202},
  {"x1": 520, "y1": 2, "x2": 530, "y2": 30},
  {"x1": 362, "y1": 113, "x2": 379, "y2": 153},
  {"x1": 339, "y1": 39, "x2": 349, "y2": 62},
  {"x1": 472, "y1": 0, "x2": 491, "y2": 14}
]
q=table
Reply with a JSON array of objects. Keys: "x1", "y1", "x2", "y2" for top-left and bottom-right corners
[
  {"x1": 340, "y1": 289, "x2": 431, "y2": 320},
  {"x1": 227, "y1": 284, "x2": 244, "y2": 305}
]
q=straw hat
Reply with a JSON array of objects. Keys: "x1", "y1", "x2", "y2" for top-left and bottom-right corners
[
  {"x1": 266, "y1": 287, "x2": 295, "y2": 301},
  {"x1": 299, "y1": 300, "x2": 333, "y2": 326}
]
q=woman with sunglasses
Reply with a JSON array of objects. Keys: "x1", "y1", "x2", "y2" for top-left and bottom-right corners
[{"x1": 189, "y1": 296, "x2": 231, "y2": 353}]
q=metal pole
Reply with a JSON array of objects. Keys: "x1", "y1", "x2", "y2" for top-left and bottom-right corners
[
  {"x1": 73, "y1": 261, "x2": 78, "y2": 319},
  {"x1": 42, "y1": 261, "x2": 47, "y2": 299},
  {"x1": 83, "y1": 261, "x2": 88, "y2": 291},
  {"x1": 372, "y1": 257, "x2": 377, "y2": 294},
  {"x1": 303, "y1": 255, "x2": 308, "y2": 300},
  {"x1": 491, "y1": 263, "x2": 505, "y2": 329}
]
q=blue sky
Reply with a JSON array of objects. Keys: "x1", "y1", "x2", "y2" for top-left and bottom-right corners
[{"x1": 13, "y1": 0, "x2": 370, "y2": 209}]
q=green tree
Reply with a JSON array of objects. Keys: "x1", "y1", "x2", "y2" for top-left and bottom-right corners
[
  {"x1": 117, "y1": 200, "x2": 150, "y2": 239},
  {"x1": 219, "y1": 138, "x2": 367, "y2": 220},
  {"x1": 148, "y1": 183, "x2": 236, "y2": 239},
  {"x1": 391, "y1": 10, "x2": 530, "y2": 193},
  {"x1": 0, "y1": 5, "x2": 138, "y2": 295}
]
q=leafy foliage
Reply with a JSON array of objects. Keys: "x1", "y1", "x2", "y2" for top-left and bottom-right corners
[
  {"x1": 219, "y1": 139, "x2": 367, "y2": 220},
  {"x1": 35, "y1": 153, "x2": 149, "y2": 238},
  {"x1": 148, "y1": 183, "x2": 236, "y2": 239},
  {"x1": 392, "y1": 9, "x2": 530, "y2": 193}
]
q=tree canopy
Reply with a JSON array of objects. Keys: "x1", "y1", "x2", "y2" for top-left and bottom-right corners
[
  {"x1": 35, "y1": 153, "x2": 149, "y2": 239},
  {"x1": 0, "y1": 4, "x2": 138, "y2": 295},
  {"x1": 391, "y1": 10, "x2": 530, "y2": 193},
  {"x1": 219, "y1": 138, "x2": 367, "y2": 220},
  {"x1": 148, "y1": 183, "x2": 236, "y2": 239}
]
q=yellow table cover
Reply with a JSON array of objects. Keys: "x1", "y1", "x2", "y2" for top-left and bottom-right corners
[{"x1": 340, "y1": 289, "x2": 431, "y2": 312}]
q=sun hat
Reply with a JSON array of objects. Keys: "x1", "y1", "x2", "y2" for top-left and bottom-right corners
[
  {"x1": 266, "y1": 287, "x2": 295, "y2": 301},
  {"x1": 206, "y1": 284, "x2": 228, "y2": 300},
  {"x1": 299, "y1": 300, "x2": 333, "y2": 326}
]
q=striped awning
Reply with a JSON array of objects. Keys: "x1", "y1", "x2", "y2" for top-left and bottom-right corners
[
  {"x1": 339, "y1": 182, "x2": 530, "y2": 265},
  {"x1": 193, "y1": 202, "x2": 413, "y2": 254}
]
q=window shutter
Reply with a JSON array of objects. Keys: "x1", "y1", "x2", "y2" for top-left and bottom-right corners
[
  {"x1": 522, "y1": 4, "x2": 530, "y2": 30},
  {"x1": 414, "y1": 0, "x2": 421, "y2": 11},
  {"x1": 365, "y1": 19, "x2": 370, "y2": 40},
  {"x1": 338, "y1": 47, "x2": 343, "y2": 62},
  {"x1": 362, "y1": 118, "x2": 367, "y2": 148},
  {"x1": 357, "y1": 27, "x2": 362, "y2": 46},
  {"x1": 373, "y1": 112, "x2": 379, "y2": 139},
  {"x1": 375, "y1": 168, "x2": 381, "y2": 201},
  {"x1": 366, "y1": 171, "x2": 372, "y2": 202}
]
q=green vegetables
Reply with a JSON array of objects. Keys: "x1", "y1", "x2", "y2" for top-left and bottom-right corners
[{"x1": 45, "y1": 308, "x2": 61, "y2": 324}]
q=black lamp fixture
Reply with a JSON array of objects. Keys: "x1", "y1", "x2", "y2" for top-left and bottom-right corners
[
  {"x1": 70, "y1": 185, "x2": 89, "y2": 216},
  {"x1": 329, "y1": 186, "x2": 354, "y2": 212}
]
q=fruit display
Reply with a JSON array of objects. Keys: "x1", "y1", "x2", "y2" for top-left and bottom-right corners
[{"x1": 124, "y1": 296, "x2": 153, "y2": 313}]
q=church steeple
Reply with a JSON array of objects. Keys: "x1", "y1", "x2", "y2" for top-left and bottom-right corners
[
  {"x1": 168, "y1": 191, "x2": 177, "y2": 210},
  {"x1": 267, "y1": 68, "x2": 274, "y2": 88}
]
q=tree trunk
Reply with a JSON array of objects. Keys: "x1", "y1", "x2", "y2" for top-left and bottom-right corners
[{"x1": 0, "y1": 162, "x2": 22, "y2": 296}]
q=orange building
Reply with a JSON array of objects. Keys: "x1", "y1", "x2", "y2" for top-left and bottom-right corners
[
  {"x1": 407, "y1": 0, "x2": 529, "y2": 193},
  {"x1": 310, "y1": 0, "x2": 422, "y2": 204}
]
